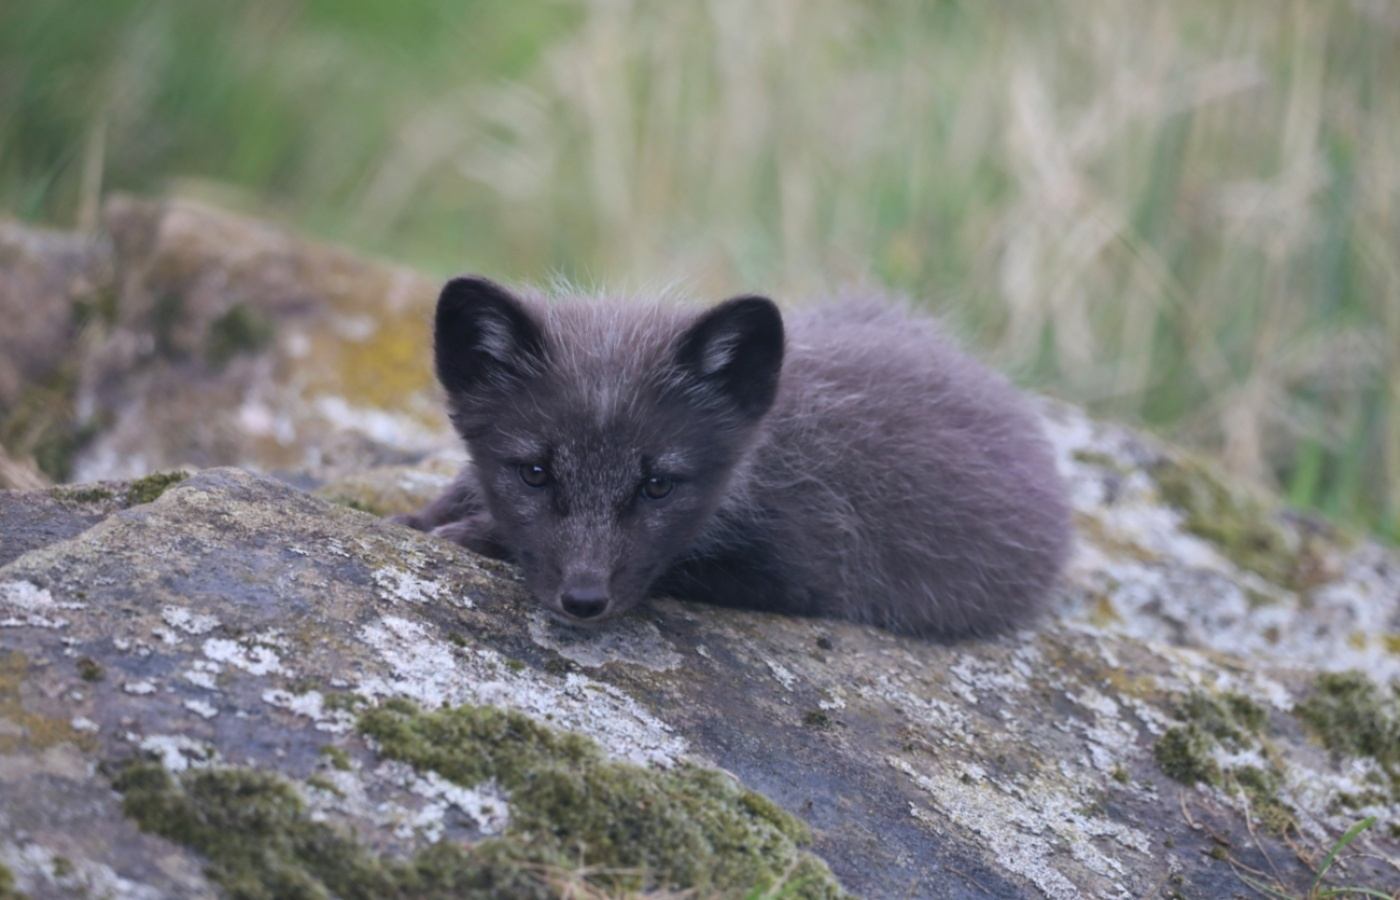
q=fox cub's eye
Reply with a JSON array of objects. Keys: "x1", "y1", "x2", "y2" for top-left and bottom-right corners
[
  {"x1": 641, "y1": 475, "x2": 674, "y2": 500},
  {"x1": 519, "y1": 464, "x2": 550, "y2": 488}
]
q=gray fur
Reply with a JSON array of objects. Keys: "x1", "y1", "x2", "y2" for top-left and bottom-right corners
[{"x1": 397, "y1": 277, "x2": 1072, "y2": 638}]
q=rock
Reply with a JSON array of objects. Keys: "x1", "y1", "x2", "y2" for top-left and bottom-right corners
[
  {"x1": 1, "y1": 202, "x2": 1398, "y2": 898},
  {"x1": 0, "y1": 218, "x2": 114, "y2": 487},
  {"x1": 0, "y1": 411, "x2": 1398, "y2": 897},
  {"x1": 0, "y1": 197, "x2": 449, "y2": 486}
]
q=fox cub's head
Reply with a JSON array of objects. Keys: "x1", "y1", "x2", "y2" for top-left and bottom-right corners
[{"x1": 434, "y1": 277, "x2": 784, "y2": 624}]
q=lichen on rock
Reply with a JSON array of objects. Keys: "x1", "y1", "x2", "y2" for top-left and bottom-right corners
[{"x1": 2, "y1": 203, "x2": 1399, "y2": 898}]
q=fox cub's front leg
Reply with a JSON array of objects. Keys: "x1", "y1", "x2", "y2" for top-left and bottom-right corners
[{"x1": 391, "y1": 469, "x2": 510, "y2": 560}]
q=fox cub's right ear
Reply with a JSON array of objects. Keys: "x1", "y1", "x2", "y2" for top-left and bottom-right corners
[{"x1": 434, "y1": 277, "x2": 546, "y2": 395}]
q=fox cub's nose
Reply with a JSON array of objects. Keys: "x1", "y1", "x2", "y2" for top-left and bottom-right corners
[{"x1": 560, "y1": 585, "x2": 610, "y2": 620}]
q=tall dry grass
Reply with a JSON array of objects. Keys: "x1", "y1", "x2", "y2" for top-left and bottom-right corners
[{"x1": 1, "y1": 0, "x2": 1397, "y2": 537}]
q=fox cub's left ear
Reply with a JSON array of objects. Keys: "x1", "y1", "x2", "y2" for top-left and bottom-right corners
[
  {"x1": 434, "y1": 277, "x2": 546, "y2": 395},
  {"x1": 674, "y1": 295, "x2": 785, "y2": 421}
]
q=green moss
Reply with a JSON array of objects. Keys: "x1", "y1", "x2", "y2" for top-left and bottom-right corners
[
  {"x1": 125, "y1": 471, "x2": 189, "y2": 505},
  {"x1": 1110, "y1": 766, "x2": 1130, "y2": 785},
  {"x1": 1174, "y1": 691, "x2": 1266, "y2": 749},
  {"x1": 207, "y1": 303, "x2": 275, "y2": 368},
  {"x1": 112, "y1": 761, "x2": 560, "y2": 900},
  {"x1": 1156, "y1": 689, "x2": 1291, "y2": 829},
  {"x1": 359, "y1": 699, "x2": 598, "y2": 789},
  {"x1": 52, "y1": 485, "x2": 114, "y2": 504},
  {"x1": 76, "y1": 657, "x2": 104, "y2": 682},
  {"x1": 319, "y1": 745, "x2": 352, "y2": 771},
  {"x1": 0, "y1": 361, "x2": 94, "y2": 482},
  {"x1": 1332, "y1": 789, "x2": 1389, "y2": 812},
  {"x1": 1153, "y1": 725, "x2": 1221, "y2": 786},
  {"x1": 322, "y1": 692, "x2": 366, "y2": 713},
  {"x1": 1293, "y1": 672, "x2": 1400, "y2": 798},
  {"x1": 0, "y1": 861, "x2": 20, "y2": 900},
  {"x1": 802, "y1": 710, "x2": 833, "y2": 730},
  {"x1": 738, "y1": 789, "x2": 811, "y2": 844},
  {"x1": 1072, "y1": 449, "x2": 1130, "y2": 475},
  {"x1": 305, "y1": 774, "x2": 343, "y2": 797},
  {"x1": 50, "y1": 856, "x2": 73, "y2": 879},
  {"x1": 113, "y1": 704, "x2": 842, "y2": 898},
  {"x1": 358, "y1": 701, "x2": 843, "y2": 897},
  {"x1": 322, "y1": 494, "x2": 379, "y2": 515},
  {"x1": 71, "y1": 286, "x2": 119, "y2": 330},
  {"x1": 1222, "y1": 693, "x2": 1268, "y2": 734},
  {"x1": 1229, "y1": 766, "x2": 1295, "y2": 834},
  {"x1": 1153, "y1": 457, "x2": 1296, "y2": 586}
]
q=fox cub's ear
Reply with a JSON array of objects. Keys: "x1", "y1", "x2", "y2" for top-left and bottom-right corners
[
  {"x1": 434, "y1": 277, "x2": 546, "y2": 395},
  {"x1": 674, "y1": 295, "x2": 785, "y2": 420}
]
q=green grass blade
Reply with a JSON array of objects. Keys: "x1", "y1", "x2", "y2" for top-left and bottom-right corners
[{"x1": 1311, "y1": 816, "x2": 1376, "y2": 892}]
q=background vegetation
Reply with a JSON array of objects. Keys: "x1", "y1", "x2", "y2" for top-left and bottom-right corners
[{"x1": 2, "y1": 0, "x2": 1397, "y2": 540}]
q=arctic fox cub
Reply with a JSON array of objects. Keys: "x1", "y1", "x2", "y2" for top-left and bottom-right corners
[{"x1": 397, "y1": 277, "x2": 1071, "y2": 637}]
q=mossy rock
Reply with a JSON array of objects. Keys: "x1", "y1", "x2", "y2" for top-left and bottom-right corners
[
  {"x1": 113, "y1": 762, "x2": 560, "y2": 900},
  {"x1": 125, "y1": 471, "x2": 189, "y2": 505},
  {"x1": 111, "y1": 702, "x2": 841, "y2": 899},
  {"x1": 1294, "y1": 671, "x2": 1400, "y2": 801},
  {"x1": 1153, "y1": 457, "x2": 1298, "y2": 587},
  {"x1": 357, "y1": 702, "x2": 840, "y2": 897}
]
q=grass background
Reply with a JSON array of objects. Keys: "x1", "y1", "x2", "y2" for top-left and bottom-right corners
[{"x1": 1, "y1": 0, "x2": 1397, "y2": 541}]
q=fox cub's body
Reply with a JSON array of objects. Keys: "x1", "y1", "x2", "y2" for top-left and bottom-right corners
[{"x1": 398, "y1": 278, "x2": 1071, "y2": 637}]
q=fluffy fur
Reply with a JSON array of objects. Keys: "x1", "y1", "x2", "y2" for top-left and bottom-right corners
[{"x1": 396, "y1": 277, "x2": 1072, "y2": 637}]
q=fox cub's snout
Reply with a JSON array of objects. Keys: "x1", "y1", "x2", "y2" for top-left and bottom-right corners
[
  {"x1": 425, "y1": 276, "x2": 783, "y2": 624},
  {"x1": 399, "y1": 276, "x2": 1072, "y2": 637}
]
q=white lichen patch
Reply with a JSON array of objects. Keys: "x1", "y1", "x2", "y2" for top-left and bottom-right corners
[
  {"x1": 858, "y1": 670, "x2": 974, "y2": 749},
  {"x1": 300, "y1": 760, "x2": 508, "y2": 847},
  {"x1": 0, "y1": 580, "x2": 84, "y2": 612},
  {"x1": 889, "y1": 755, "x2": 1151, "y2": 899},
  {"x1": 0, "y1": 579, "x2": 84, "y2": 628},
  {"x1": 160, "y1": 605, "x2": 219, "y2": 635},
  {"x1": 0, "y1": 840, "x2": 164, "y2": 900},
  {"x1": 526, "y1": 609, "x2": 681, "y2": 671},
  {"x1": 180, "y1": 660, "x2": 222, "y2": 691},
  {"x1": 766, "y1": 660, "x2": 799, "y2": 691},
  {"x1": 371, "y1": 565, "x2": 447, "y2": 606},
  {"x1": 182, "y1": 699, "x2": 219, "y2": 719},
  {"x1": 406, "y1": 770, "x2": 510, "y2": 839},
  {"x1": 137, "y1": 734, "x2": 219, "y2": 773},
  {"x1": 1044, "y1": 402, "x2": 1400, "y2": 682},
  {"x1": 357, "y1": 615, "x2": 686, "y2": 768},
  {"x1": 261, "y1": 688, "x2": 355, "y2": 734},
  {"x1": 201, "y1": 637, "x2": 288, "y2": 677},
  {"x1": 1041, "y1": 400, "x2": 1400, "y2": 683},
  {"x1": 123, "y1": 680, "x2": 157, "y2": 695}
]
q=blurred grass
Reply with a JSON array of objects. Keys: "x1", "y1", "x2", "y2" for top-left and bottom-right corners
[{"x1": 1, "y1": 0, "x2": 1397, "y2": 541}]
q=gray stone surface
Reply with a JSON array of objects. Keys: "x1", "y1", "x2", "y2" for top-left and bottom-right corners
[{"x1": 1, "y1": 202, "x2": 1397, "y2": 898}]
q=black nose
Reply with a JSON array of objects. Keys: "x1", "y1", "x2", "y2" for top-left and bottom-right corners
[{"x1": 560, "y1": 587, "x2": 610, "y2": 620}]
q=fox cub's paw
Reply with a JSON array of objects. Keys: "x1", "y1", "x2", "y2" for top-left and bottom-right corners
[{"x1": 430, "y1": 515, "x2": 510, "y2": 561}]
